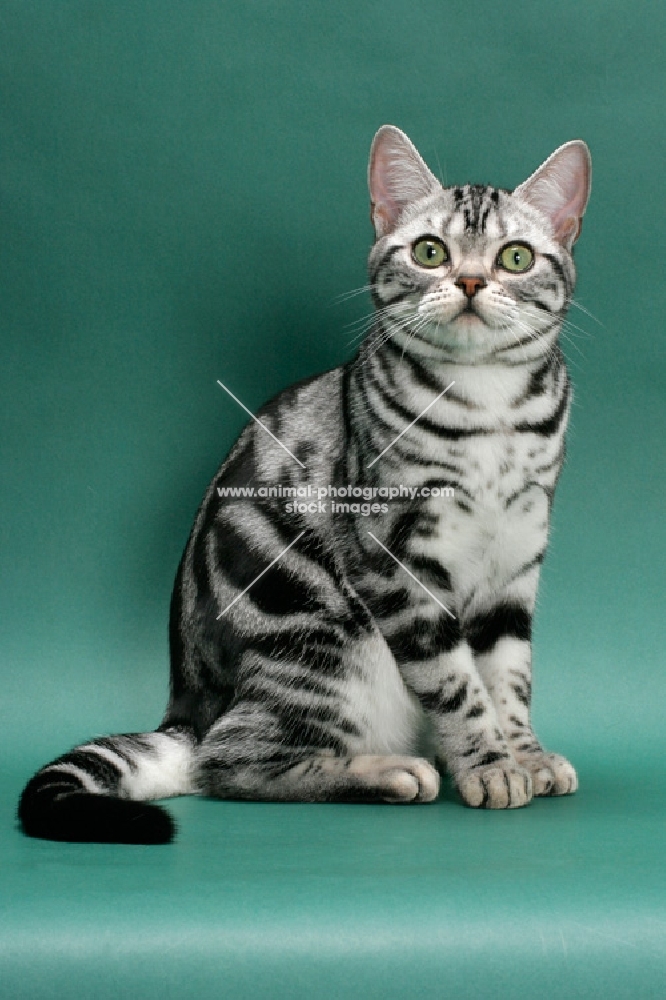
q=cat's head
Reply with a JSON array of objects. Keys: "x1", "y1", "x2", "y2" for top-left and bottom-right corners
[{"x1": 367, "y1": 126, "x2": 591, "y2": 362}]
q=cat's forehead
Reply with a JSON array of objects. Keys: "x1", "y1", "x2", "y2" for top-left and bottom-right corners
[{"x1": 397, "y1": 183, "x2": 546, "y2": 247}]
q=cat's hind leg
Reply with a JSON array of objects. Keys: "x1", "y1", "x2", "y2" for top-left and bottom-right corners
[
  {"x1": 198, "y1": 736, "x2": 440, "y2": 804},
  {"x1": 196, "y1": 634, "x2": 440, "y2": 804}
]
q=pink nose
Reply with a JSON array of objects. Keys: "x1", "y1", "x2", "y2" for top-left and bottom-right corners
[{"x1": 455, "y1": 275, "x2": 486, "y2": 298}]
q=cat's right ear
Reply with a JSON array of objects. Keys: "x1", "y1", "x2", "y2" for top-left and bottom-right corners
[{"x1": 368, "y1": 126, "x2": 440, "y2": 238}]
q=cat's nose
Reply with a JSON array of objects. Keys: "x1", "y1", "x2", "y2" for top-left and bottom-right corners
[{"x1": 455, "y1": 275, "x2": 486, "y2": 298}]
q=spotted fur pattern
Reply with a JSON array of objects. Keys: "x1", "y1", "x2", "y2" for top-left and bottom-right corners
[{"x1": 19, "y1": 126, "x2": 590, "y2": 841}]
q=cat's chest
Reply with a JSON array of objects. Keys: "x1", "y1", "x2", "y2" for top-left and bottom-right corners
[
  {"x1": 401, "y1": 430, "x2": 552, "y2": 507},
  {"x1": 400, "y1": 433, "x2": 554, "y2": 600}
]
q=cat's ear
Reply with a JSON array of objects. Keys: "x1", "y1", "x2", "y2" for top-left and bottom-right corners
[
  {"x1": 368, "y1": 125, "x2": 440, "y2": 238},
  {"x1": 514, "y1": 140, "x2": 591, "y2": 250}
]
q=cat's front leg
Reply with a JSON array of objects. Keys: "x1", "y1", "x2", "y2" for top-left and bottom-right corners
[
  {"x1": 397, "y1": 636, "x2": 533, "y2": 809},
  {"x1": 471, "y1": 610, "x2": 577, "y2": 797}
]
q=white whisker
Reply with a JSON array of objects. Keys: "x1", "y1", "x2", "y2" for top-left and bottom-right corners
[
  {"x1": 569, "y1": 298, "x2": 603, "y2": 326},
  {"x1": 333, "y1": 284, "x2": 375, "y2": 305}
]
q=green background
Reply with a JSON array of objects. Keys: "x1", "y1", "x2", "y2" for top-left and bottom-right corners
[{"x1": 1, "y1": 2, "x2": 664, "y2": 997}]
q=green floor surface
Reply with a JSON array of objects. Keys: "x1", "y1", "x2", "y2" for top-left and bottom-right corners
[{"x1": 2, "y1": 751, "x2": 664, "y2": 1000}]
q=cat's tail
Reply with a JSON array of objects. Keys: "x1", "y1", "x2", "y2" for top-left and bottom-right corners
[{"x1": 18, "y1": 727, "x2": 196, "y2": 844}]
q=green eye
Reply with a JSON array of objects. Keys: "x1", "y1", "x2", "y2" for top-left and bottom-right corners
[
  {"x1": 499, "y1": 244, "x2": 534, "y2": 272},
  {"x1": 412, "y1": 238, "x2": 448, "y2": 268}
]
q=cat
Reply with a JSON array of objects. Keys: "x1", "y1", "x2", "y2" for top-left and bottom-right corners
[{"x1": 19, "y1": 125, "x2": 591, "y2": 843}]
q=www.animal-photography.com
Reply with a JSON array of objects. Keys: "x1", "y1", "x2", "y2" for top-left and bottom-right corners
[{"x1": 1, "y1": 3, "x2": 664, "y2": 998}]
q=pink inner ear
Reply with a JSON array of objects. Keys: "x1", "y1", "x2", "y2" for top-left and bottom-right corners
[
  {"x1": 516, "y1": 141, "x2": 591, "y2": 249},
  {"x1": 369, "y1": 141, "x2": 413, "y2": 237},
  {"x1": 368, "y1": 126, "x2": 439, "y2": 238},
  {"x1": 553, "y1": 211, "x2": 582, "y2": 246},
  {"x1": 369, "y1": 151, "x2": 401, "y2": 236},
  {"x1": 550, "y1": 157, "x2": 589, "y2": 241}
]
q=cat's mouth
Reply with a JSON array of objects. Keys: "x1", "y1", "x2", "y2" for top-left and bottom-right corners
[{"x1": 454, "y1": 302, "x2": 484, "y2": 323}]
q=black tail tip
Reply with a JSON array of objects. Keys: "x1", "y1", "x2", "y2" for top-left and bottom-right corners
[{"x1": 19, "y1": 788, "x2": 176, "y2": 845}]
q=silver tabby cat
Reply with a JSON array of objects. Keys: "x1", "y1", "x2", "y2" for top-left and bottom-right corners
[{"x1": 20, "y1": 126, "x2": 591, "y2": 842}]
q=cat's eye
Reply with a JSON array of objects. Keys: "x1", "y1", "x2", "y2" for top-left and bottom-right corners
[
  {"x1": 412, "y1": 238, "x2": 449, "y2": 268},
  {"x1": 498, "y1": 243, "x2": 534, "y2": 273}
]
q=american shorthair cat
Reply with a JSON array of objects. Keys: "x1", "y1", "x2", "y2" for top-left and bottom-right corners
[{"x1": 20, "y1": 125, "x2": 591, "y2": 842}]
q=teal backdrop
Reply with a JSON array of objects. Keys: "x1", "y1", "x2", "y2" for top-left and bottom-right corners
[{"x1": 1, "y1": 2, "x2": 664, "y2": 997}]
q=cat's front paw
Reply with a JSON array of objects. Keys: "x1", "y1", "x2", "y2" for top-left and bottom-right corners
[
  {"x1": 516, "y1": 752, "x2": 578, "y2": 797},
  {"x1": 457, "y1": 761, "x2": 532, "y2": 809}
]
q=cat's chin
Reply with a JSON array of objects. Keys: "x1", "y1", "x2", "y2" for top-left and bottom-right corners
[
  {"x1": 451, "y1": 310, "x2": 485, "y2": 328},
  {"x1": 424, "y1": 310, "x2": 488, "y2": 334},
  {"x1": 421, "y1": 312, "x2": 492, "y2": 349}
]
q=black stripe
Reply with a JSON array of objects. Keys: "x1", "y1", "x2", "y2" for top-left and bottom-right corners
[
  {"x1": 341, "y1": 362, "x2": 355, "y2": 465},
  {"x1": 385, "y1": 509, "x2": 422, "y2": 561},
  {"x1": 505, "y1": 552, "x2": 545, "y2": 585},
  {"x1": 421, "y1": 476, "x2": 471, "y2": 502},
  {"x1": 23, "y1": 770, "x2": 83, "y2": 796},
  {"x1": 370, "y1": 340, "x2": 398, "y2": 390},
  {"x1": 505, "y1": 484, "x2": 540, "y2": 508},
  {"x1": 369, "y1": 245, "x2": 403, "y2": 284},
  {"x1": 532, "y1": 299, "x2": 556, "y2": 314},
  {"x1": 390, "y1": 613, "x2": 462, "y2": 663},
  {"x1": 542, "y1": 252, "x2": 571, "y2": 294},
  {"x1": 382, "y1": 337, "x2": 443, "y2": 395},
  {"x1": 213, "y1": 520, "x2": 325, "y2": 616},
  {"x1": 495, "y1": 331, "x2": 540, "y2": 353},
  {"x1": 514, "y1": 379, "x2": 570, "y2": 436},
  {"x1": 369, "y1": 378, "x2": 492, "y2": 441},
  {"x1": 466, "y1": 604, "x2": 532, "y2": 654},
  {"x1": 409, "y1": 555, "x2": 452, "y2": 591},
  {"x1": 161, "y1": 688, "x2": 233, "y2": 740},
  {"x1": 190, "y1": 434, "x2": 256, "y2": 596},
  {"x1": 511, "y1": 359, "x2": 553, "y2": 407},
  {"x1": 494, "y1": 320, "x2": 559, "y2": 359},
  {"x1": 476, "y1": 750, "x2": 511, "y2": 767},
  {"x1": 248, "y1": 627, "x2": 346, "y2": 663},
  {"x1": 379, "y1": 438, "x2": 467, "y2": 471},
  {"x1": 92, "y1": 735, "x2": 154, "y2": 770},
  {"x1": 511, "y1": 683, "x2": 530, "y2": 708},
  {"x1": 534, "y1": 443, "x2": 565, "y2": 474},
  {"x1": 362, "y1": 587, "x2": 412, "y2": 618},
  {"x1": 383, "y1": 338, "x2": 480, "y2": 410},
  {"x1": 56, "y1": 749, "x2": 122, "y2": 791},
  {"x1": 375, "y1": 288, "x2": 413, "y2": 308},
  {"x1": 420, "y1": 680, "x2": 468, "y2": 714},
  {"x1": 466, "y1": 703, "x2": 486, "y2": 719},
  {"x1": 274, "y1": 709, "x2": 350, "y2": 755}
]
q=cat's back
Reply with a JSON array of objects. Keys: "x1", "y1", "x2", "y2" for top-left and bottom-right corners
[
  {"x1": 184, "y1": 365, "x2": 347, "y2": 558},
  {"x1": 225, "y1": 365, "x2": 346, "y2": 487}
]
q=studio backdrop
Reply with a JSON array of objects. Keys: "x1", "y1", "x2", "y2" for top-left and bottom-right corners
[{"x1": 1, "y1": 3, "x2": 664, "y2": 999}]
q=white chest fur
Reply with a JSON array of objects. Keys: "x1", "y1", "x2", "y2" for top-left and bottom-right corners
[
  {"x1": 356, "y1": 354, "x2": 566, "y2": 615},
  {"x1": 422, "y1": 432, "x2": 552, "y2": 611}
]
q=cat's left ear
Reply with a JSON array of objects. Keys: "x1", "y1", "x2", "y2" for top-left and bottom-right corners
[{"x1": 514, "y1": 141, "x2": 592, "y2": 250}]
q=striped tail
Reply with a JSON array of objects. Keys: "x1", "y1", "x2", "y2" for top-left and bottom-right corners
[{"x1": 18, "y1": 728, "x2": 196, "y2": 844}]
